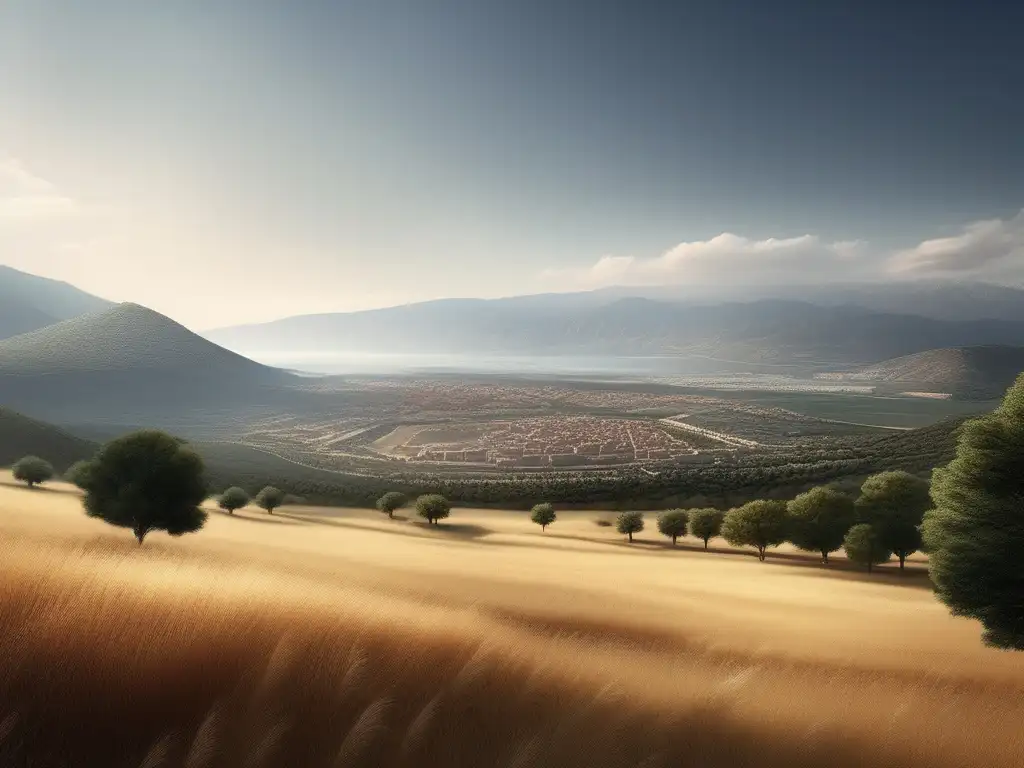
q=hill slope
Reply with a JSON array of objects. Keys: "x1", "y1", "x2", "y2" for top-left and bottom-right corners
[
  {"x1": 206, "y1": 297, "x2": 1024, "y2": 366},
  {"x1": 0, "y1": 264, "x2": 114, "y2": 339},
  {"x1": 842, "y1": 346, "x2": 1024, "y2": 399},
  {"x1": 0, "y1": 303, "x2": 302, "y2": 427},
  {"x1": 0, "y1": 407, "x2": 98, "y2": 470}
]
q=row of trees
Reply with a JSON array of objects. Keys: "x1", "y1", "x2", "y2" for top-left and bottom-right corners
[{"x1": 516, "y1": 470, "x2": 931, "y2": 572}]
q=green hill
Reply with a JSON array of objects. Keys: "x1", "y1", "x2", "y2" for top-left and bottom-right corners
[
  {"x1": 0, "y1": 265, "x2": 113, "y2": 340},
  {"x1": 844, "y1": 346, "x2": 1024, "y2": 399},
  {"x1": 0, "y1": 303, "x2": 303, "y2": 427},
  {"x1": 0, "y1": 407, "x2": 98, "y2": 471}
]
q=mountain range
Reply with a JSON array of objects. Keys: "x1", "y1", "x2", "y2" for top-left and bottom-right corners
[
  {"x1": 0, "y1": 265, "x2": 113, "y2": 340},
  {"x1": 206, "y1": 295, "x2": 1024, "y2": 367}
]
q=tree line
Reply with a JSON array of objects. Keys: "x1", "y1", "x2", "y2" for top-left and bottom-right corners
[{"x1": 4, "y1": 375, "x2": 1022, "y2": 653}]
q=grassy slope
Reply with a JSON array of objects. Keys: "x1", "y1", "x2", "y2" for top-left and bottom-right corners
[
  {"x1": 0, "y1": 407, "x2": 98, "y2": 470},
  {"x1": 3, "y1": 480, "x2": 1023, "y2": 767}
]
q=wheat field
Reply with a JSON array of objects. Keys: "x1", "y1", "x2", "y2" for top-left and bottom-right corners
[{"x1": 2, "y1": 473, "x2": 1023, "y2": 768}]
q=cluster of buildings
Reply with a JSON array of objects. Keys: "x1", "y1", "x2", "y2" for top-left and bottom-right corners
[{"x1": 409, "y1": 416, "x2": 699, "y2": 467}]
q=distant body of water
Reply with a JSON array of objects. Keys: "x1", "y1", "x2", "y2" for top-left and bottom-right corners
[{"x1": 245, "y1": 351, "x2": 784, "y2": 377}]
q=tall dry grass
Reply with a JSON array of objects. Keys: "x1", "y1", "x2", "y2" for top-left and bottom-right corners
[{"x1": 2, "y1": 486, "x2": 1024, "y2": 767}]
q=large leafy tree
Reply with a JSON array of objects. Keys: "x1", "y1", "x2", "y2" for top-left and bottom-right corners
[
  {"x1": 787, "y1": 486, "x2": 855, "y2": 564},
  {"x1": 856, "y1": 471, "x2": 930, "y2": 570},
  {"x1": 376, "y1": 491, "x2": 407, "y2": 519},
  {"x1": 416, "y1": 494, "x2": 451, "y2": 525},
  {"x1": 657, "y1": 509, "x2": 689, "y2": 545},
  {"x1": 616, "y1": 511, "x2": 644, "y2": 542},
  {"x1": 688, "y1": 508, "x2": 724, "y2": 550},
  {"x1": 530, "y1": 502, "x2": 557, "y2": 531},
  {"x1": 218, "y1": 486, "x2": 249, "y2": 515},
  {"x1": 924, "y1": 376, "x2": 1024, "y2": 650},
  {"x1": 255, "y1": 485, "x2": 286, "y2": 515},
  {"x1": 12, "y1": 455, "x2": 54, "y2": 488},
  {"x1": 722, "y1": 500, "x2": 788, "y2": 561},
  {"x1": 81, "y1": 430, "x2": 207, "y2": 545},
  {"x1": 843, "y1": 524, "x2": 891, "y2": 573}
]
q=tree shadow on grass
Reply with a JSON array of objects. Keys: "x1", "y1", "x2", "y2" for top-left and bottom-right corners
[
  {"x1": 208, "y1": 508, "x2": 309, "y2": 526},
  {"x1": 0, "y1": 480, "x2": 79, "y2": 496}
]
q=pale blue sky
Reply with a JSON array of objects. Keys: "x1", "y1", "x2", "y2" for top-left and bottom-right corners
[{"x1": 1, "y1": 1, "x2": 1022, "y2": 327}]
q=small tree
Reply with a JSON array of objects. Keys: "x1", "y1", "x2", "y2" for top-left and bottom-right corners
[
  {"x1": 416, "y1": 494, "x2": 451, "y2": 525},
  {"x1": 616, "y1": 511, "x2": 644, "y2": 542},
  {"x1": 856, "y1": 471, "x2": 930, "y2": 571},
  {"x1": 64, "y1": 459, "x2": 93, "y2": 490},
  {"x1": 843, "y1": 523, "x2": 891, "y2": 573},
  {"x1": 254, "y1": 485, "x2": 286, "y2": 515},
  {"x1": 787, "y1": 486, "x2": 856, "y2": 564},
  {"x1": 924, "y1": 375, "x2": 1024, "y2": 649},
  {"x1": 689, "y1": 507, "x2": 724, "y2": 550},
  {"x1": 657, "y1": 509, "x2": 689, "y2": 545},
  {"x1": 722, "y1": 500, "x2": 788, "y2": 561},
  {"x1": 82, "y1": 430, "x2": 207, "y2": 545},
  {"x1": 376, "y1": 491, "x2": 407, "y2": 519},
  {"x1": 530, "y1": 502, "x2": 557, "y2": 531},
  {"x1": 219, "y1": 486, "x2": 249, "y2": 515},
  {"x1": 12, "y1": 455, "x2": 54, "y2": 488}
]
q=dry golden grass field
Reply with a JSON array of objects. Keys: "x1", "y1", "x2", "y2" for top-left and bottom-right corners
[{"x1": 2, "y1": 471, "x2": 1023, "y2": 768}]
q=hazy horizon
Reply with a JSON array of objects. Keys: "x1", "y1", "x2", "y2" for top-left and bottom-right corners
[{"x1": 2, "y1": 1, "x2": 1023, "y2": 328}]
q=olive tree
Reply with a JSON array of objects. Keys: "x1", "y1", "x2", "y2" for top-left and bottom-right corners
[
  {"x1": 657, "y1": 509, "x2": 689, "y2": 545},
  {"x1": 416, "y1": 494, "x2": 451, "y2": 525},
  {"x1": 530, "y1": 502, "x2": 557, "y2": 531},
  {"x1": 856, "y1": 471, "x2": 930, "y2": 571},
  {"x1": 218, "y1": 486, "x2": 249, "y2": 515},
  {"x1": 616, "y1": 511, "x2": 644, "y2": 542},
  {"x1": 923, "y1": 375, "x2": 1024, "y2": 649},
  {"x1": 787, "y1": 486, "x2": 856, "y2": 564},
  {"x1": 81, "y1": 430, "x2": 207, "y2": 545},
  {"x1": 376, "y1": 491, "x2": 407, "y2": 519},
  {"x1": 64, "y1": 459, "x2": 93, "y2": 490},
  {"x1": 254, "y1": 485, "x2": 286, "y2": 514},
  {"x1": 721, "y1": 500, "x2": 788, "y2": 561},
  {"x1": 843, "y1": 524, "x2": 891, "y2": 573},
  {"x1": 688, "y1": 507, "x2": 724, "y2": 550},
  {"x1": 12, "y1": 455, "x2": 54, "y2": 488}
]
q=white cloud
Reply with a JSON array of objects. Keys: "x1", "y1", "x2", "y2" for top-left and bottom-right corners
[
  {"x1": 543, "y1": 232, "x2": 873, "y2": 289},
  {"x1": 889, "y1": 209, "x2": 1024, "y2": 276}
]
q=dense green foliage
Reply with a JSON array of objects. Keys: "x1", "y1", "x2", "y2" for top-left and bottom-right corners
[
  {"x1": 190, "y1": 419, "x2": 959, "y2": 511},
  {"x1": 530, "y1": 502, "x2": 557, "y2": 531},
  {"x1": 656, "y1": 509, "x2": 689, "y2": 545},
  {"x1": 924, "y1": 375, "x2": 1024, "y2": 650},
  {"x1": 787, "y1": 486, "x2": 856, "y2": 563},
  {"x1": 254, "y1": 485, "x2": 285, "y2": 514},
  {"x1": 81, "y1": 430, "x2": 207, "y2": 544},
  {"x1": 722, "y1": 500, "x2": 789, "y2": 561},
  {"x1": 843, "y1": 524, "x2": 891, "y2": 572},
  {"x1": 64, "y1": 459, "x2": 93, "y2": 489},
  {"x1": 856, "y1": 471, "x2": 930, "y2": 570},
  {"x1": 416, "y1": 494, "x2": 451, "y2": 525},
  {"x1": 0, "y1": 406, "x2": 96, "y2": 471},
  {"x1": 688, "y1": 508, "x2": 724, "y2": 549},
  {"x1": 616, "y1": 511, "x2": 644, "y2": 542},
  {"x1": 218, "y1": 486, "x2": 250, "y2": 515},
  {"x1": 376, "y1": 491, "x2": 407, "y2": 519},
  {"x1": 12, "y1": 455, "x2": 54, "y2": 487}
]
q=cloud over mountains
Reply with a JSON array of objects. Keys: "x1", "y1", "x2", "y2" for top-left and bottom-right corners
[{"x1": 546, "y1": 210, "x2": 1024, "y2": 289}]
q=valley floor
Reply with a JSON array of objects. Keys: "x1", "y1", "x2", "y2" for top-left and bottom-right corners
[{"x1": 1, "y1": 474, "x2": 1022, "y2": 767}]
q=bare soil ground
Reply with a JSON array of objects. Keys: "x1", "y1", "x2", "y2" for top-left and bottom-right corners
[{"x1": 1, "y1": 472, "x2": 1021, "y2": 767}]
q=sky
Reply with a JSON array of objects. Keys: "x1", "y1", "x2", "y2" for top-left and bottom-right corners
[{"x1": 1, "y1": 0, "x2": 1023, "y2": 329}]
